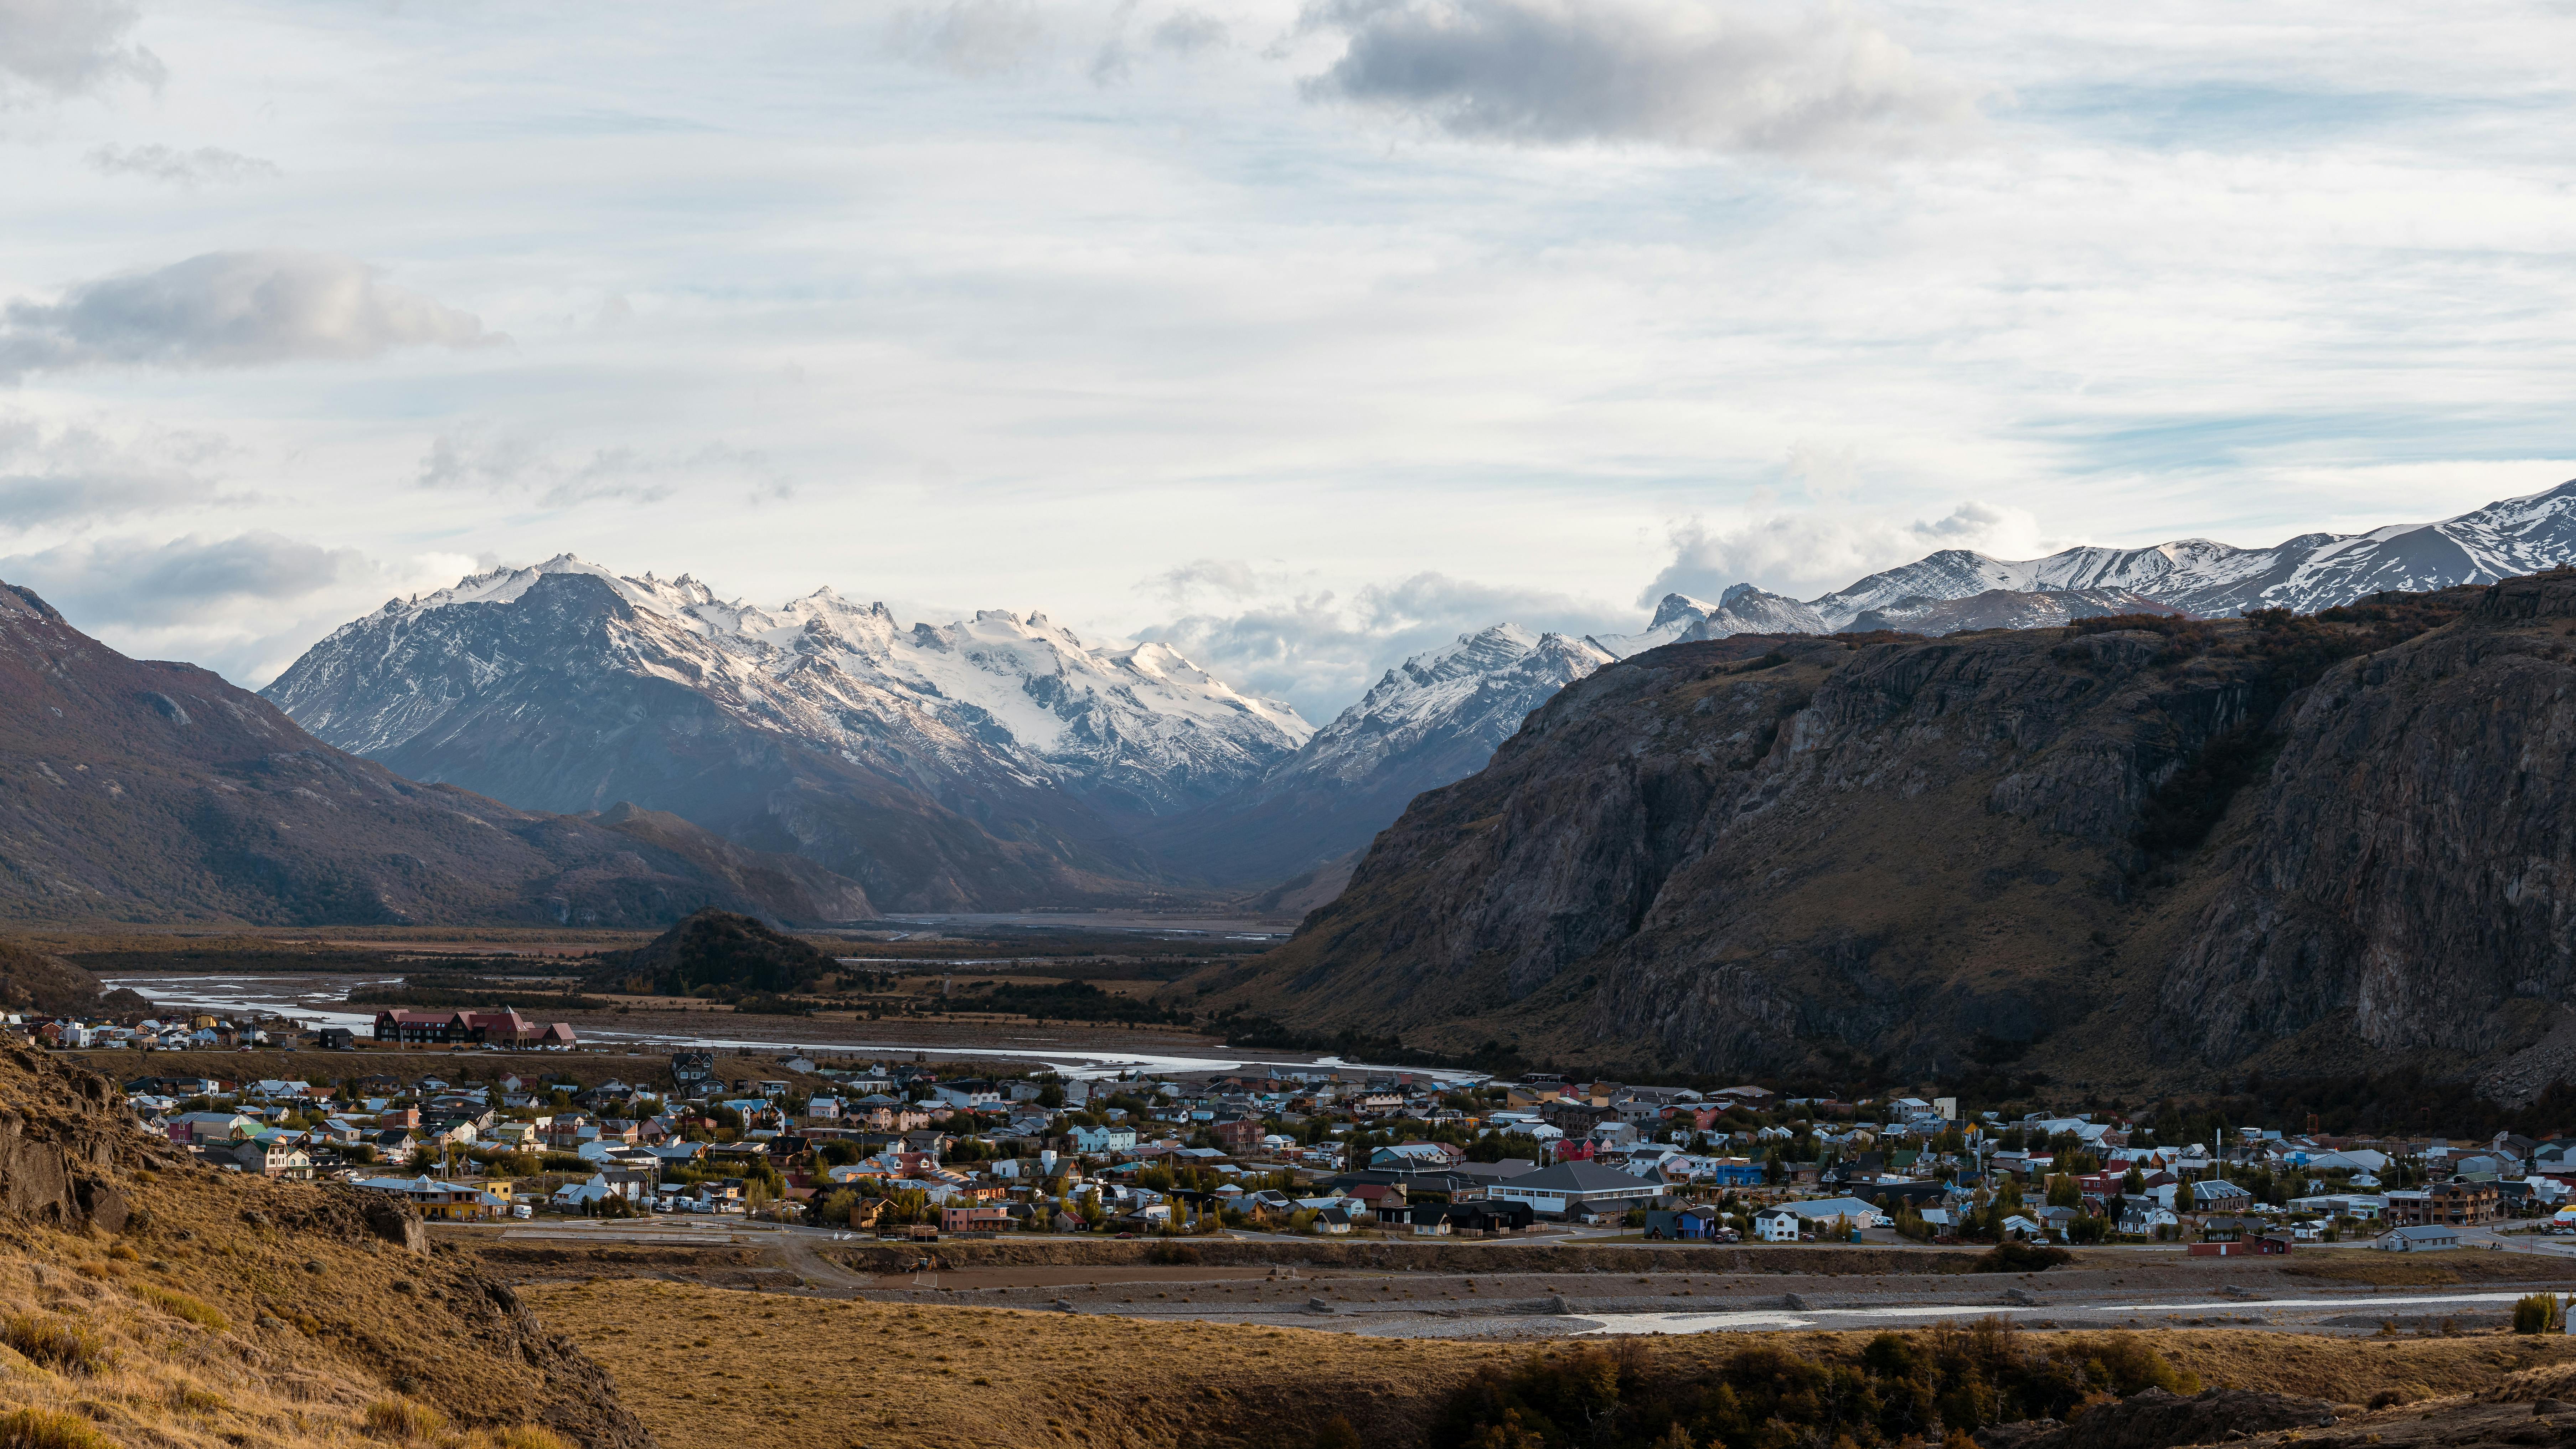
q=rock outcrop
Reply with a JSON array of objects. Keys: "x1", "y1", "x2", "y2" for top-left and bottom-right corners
[{"x1": 1218, "y1": 578, "x2": 2576, "y2": 1089}]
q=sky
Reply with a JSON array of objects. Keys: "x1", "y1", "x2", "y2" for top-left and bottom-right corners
[{"x1": 2, "y1": 0, "x2": 2571, "y2": 722}]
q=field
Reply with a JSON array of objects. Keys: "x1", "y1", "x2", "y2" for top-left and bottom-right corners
[{"x1": 526, "y1": 1279, "x2": 2576, "y2": 1449}]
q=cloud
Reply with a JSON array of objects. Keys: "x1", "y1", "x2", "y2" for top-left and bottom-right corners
[
  {"x1": 1136, "y1": 561, "x2": 1631, "y2": 720},
  {"x1": 1296, "y1": 0, "x2": 1978, "y2": 157},
  {"x1": 0, "y1": 0, "x2": 162, "y2": 105},
  {"x1": 0, "y1": 411, "x2": 231, "y2": 530},
  {"x1": 1641, "y1": 500, "x2": 2050, "y2": 605},
  {"x1": 0, "y1": 529, "x2": 361, "y2": 627},
  {"x1": 85, "y1": 143, "x2": 279, "y2": 186},
  {"x1": 887, "y1": 0, "x2": 1048, "y2": 76},
  {"x1": 1152, "y1": 9, "x2": 1227, "y2": 55},
  {"x1": 0, "y1": 251, "x2": 495, "y2": 380},
  {"x1": 415, "y1": 429, "x2": 793, "y2": 507}
]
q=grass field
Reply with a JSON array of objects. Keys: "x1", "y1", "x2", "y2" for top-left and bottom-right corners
[{"x1": 527, "y1": 1279, "x2": 2576, "y2": 1449}]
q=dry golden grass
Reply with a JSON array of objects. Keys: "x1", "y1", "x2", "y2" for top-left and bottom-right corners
[
  {"x1": 0, "y1": 1045, "x2": 642, "y2": 1449},
  {"x1": 530, "y1": 1279, "x2": 1526, "y2": 1449},
  {"x1": 2281, "y1": 1252, "x2": 2576, "y2": 1286},
  {"x1": 0, "y1": 1247, "x2": 582, "y2": 1449},
  {"x1": 530, "y1": 1280, "x2": 2576, "y2": 1449}
]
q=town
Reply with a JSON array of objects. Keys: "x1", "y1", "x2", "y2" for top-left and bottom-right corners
[{"x1": 13, "y1": 1006, "x2": 2557, "y2": 1258}]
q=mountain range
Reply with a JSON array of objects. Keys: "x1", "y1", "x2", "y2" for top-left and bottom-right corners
[
  {"x1": 1204, "y1": 571, "x2": 2576, "y2": 1097},
  {"x1": 0, "y1": 580, "x2": 869, "y2": 927},
  {"x1": 239, "y1": 475, "x2": 2576, "y2": 919},
  {"x1": 0, "y1": 475, "x2": 2562, "y2": 930}
]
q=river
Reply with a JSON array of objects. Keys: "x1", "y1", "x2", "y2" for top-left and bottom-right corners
[{"x1": 102, "y1": 972, "x2": 1481, "y2": 1083}]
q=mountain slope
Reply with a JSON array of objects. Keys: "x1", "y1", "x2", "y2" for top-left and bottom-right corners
[
  {"x1": 1132, "y1": 625, "x2": 1614, "y2": 885},
  {"x1": 1209, "y1": 579, "x2": 2575, "y2": 1092},
  {"x1": 1807, "y1": 478, "x2": 2576, "y2": 627},
  {"x1": 263, "y1": 557, "x2": 1306, "y2": 911},
  {"x1": 0, "y1": 578, "x2": 864, "y2": 927},
  {"x1": 1845, "y1": 586, "x2": 2185, "y2": 634}
]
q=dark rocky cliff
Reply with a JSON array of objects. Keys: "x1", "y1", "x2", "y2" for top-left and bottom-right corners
[{"x1": 1213, "y1": 579, "x2": 2572, "y2": 1094}]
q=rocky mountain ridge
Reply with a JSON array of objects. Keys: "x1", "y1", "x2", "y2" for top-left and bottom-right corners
[
  {"x1": 0, "y1": 577, "x2": 866, "y2": 926},
  {"x1": 1207, "y1": 575, "x2": 2576, "y2": 1094},
  {"x1": 1134, "y1": 624, "x2": 1616, "y2": 885}
]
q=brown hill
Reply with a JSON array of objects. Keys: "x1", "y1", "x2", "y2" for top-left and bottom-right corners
[
  {"x1": 0, "y1": 1043, "x2": 651, "y2": 1447},
  {"x1": 1205, "y1": 576, "x2": 2576, "y2": 1094},
  {"x1": 0, "y1": 581, "x2": 869, "y2": 927}
]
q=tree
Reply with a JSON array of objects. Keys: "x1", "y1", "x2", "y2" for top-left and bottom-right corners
[
  {"x1": 2046, "y1": 1174, "x2": 2080, "y2": 1208},
  {"x1": 2122, "y1": 1165, "x2": 2146, "y2": 1194}
]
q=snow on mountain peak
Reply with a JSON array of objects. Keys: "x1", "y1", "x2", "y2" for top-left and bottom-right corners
[{"x1": 284, "y1": 554, "x2": 1314, "y2": 818}]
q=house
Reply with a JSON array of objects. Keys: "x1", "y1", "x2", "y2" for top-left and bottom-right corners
[
  {"x1": 1371, "y1": 1141, "x2": 1466, "y2": 1169},
  {"x1": 164, "y1": 1111, "x2": 257, "y2": 1145},
  {"x1": 1775, "y1": 1197, "x2": 1886, "y2": 1232},
  {"x1": 1644, "y1": 1206, "x2": 1722, "y2": 1241},
  {"x1": 1752, "y1": 1207, "x2": 1803, "y2": 1242},
  {"x1": 2117, "y1": 1202, "x2": 2180, "y2": 1236},
  {"x1": 310, "y1": 1028, "x2": 357, "y2": 1051},
  {"x1": 353, "y1": 1175, "x2": 500, "y2": 1221},
  {"x1": 1068, "y1": 1125, "x2": 1138, "y2": 1155},
  {"x1": 940, "y1": 1205, "x2": 1011, "y2": 1234},
  {"x1": 1488, "y1": 1161, "x2": 1664, "y2": 1220},
  {"x1": 2377, "y1": 1224, "x2": 2461, "y2": 1252},
  {"x1": 2385, "y1": 1181, "x2": 2502, "y2": 1227},
  {"x1": 2189, "y1": 1179, "x2": 2255, "y2": 1213}
]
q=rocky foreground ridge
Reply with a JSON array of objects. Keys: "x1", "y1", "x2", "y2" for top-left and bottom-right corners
[
  {"x1": 1209, "y1": 572, "x2": 2576, "y2": 1094},
  {"x1": 0, "y1": 1045, "x2": 654, "y2": 1445}
]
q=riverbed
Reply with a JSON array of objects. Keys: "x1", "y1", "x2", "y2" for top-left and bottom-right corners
[{"x1": 102, "y1": 971, "x2": 1479, "y2": 1082}]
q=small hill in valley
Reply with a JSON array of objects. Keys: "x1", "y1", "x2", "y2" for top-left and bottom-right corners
[{"x1": 585, "y1": 907, "x2": 833, "y2": 998}]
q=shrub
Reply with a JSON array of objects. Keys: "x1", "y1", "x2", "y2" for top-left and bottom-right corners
[
  {"x1": 2517, "y1": 1294, "x2": 2567, "y2": 1335},
  {"x1": 363, "y1": 1397, "x2": 448, "y2": 1441},
  {"x1": 0, "y1": 1407, "x2": 117, "y2": 1449},
  {"x1": 1971, "y1": 1242, "x2": 2072, "y2": 1273},
  {"x1": 1, "y1": 1314, "x2": 109, "y2": 1374},
  {"x1": 1436, "y1": 1321, "x2": 2196, "y2": 1448},
  {"x1": 172, "y1": 1382, "x2": 229, "y2": 1413},
  {"x1": 136, "y1": 1284, "x2": 231, "y2": 1330}
]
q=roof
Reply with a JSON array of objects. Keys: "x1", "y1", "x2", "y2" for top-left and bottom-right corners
[
  {"x1": 2386, "y1": 1224, "x2": 2459, "y2": 1239},
  {"x1": 1781, "y1": 1196, "x2": 1883, "y2": 1219},
  {"x1": 1495, "y1": 1161, "x2": 1662, "y2": 1194}
]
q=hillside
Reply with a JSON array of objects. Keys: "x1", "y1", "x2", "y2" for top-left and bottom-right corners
[
  {"x1": 0, "y1": 579, "x2": 866, "y2": 928},
  {"x1": 1205, "y1": 576, "x2": 2576, "y2": 1093},
  {"x1": 0, "y1": 1045, "x2": 652, "y2": 1447},
  {"x1": 584, "y1": 907, "x2": 833, "y2": 997},
  {"x1": 1138, "y1": 625, "x2": 1615, "y2": 885}
]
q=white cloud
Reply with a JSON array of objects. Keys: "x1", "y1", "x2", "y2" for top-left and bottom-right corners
[
  {"x1": 0, "y1": 0, "x2": 161, "y2": 105},
  {"x1": 86, "y1": 143, "x2": 279, "y2": 186},
  {"x1": 1296, "y1": 0, "x2": 1979, "y2": 156},
  {"x1": 414, "y1": 429, "x2": 793, "y2": 508},
  {"x1": 887, "y1": 0, "x2": 1049, "y2": 76},
  {"x1": 1642, "y1": 501, "x2": 2053, "y2": 605},
  {"x1": 0, "y1": 251, "x2": 495, "y2": 380},
  {"x1": 2, "y1": 530, "x2": 356, "y2": 625},
  {"x1": 0, "y1": 411, "x2": 231, "y2": 530}
]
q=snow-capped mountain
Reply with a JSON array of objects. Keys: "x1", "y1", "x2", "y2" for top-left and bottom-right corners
[
  {"x1": 1134, "y1": 624, "x2": 1613, "y2": 886},
  {"x1": 262, "y1": 555, "x2": 1311, "y2": 911},
  {"x1": 1591, "y1": 478, "x2": 2576, "y2": 652},
  {"x1": 1589, "y1": 585, "x2": 1829, "y2": 658},
  {"x1": 1811, "y1": 478, "x2": 2576, "y2": 628},
  {"x1": 1844, "y1": 587, "x2": 2183, "y2": 634}
]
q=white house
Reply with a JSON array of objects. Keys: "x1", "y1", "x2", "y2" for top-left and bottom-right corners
[{"x1": 1752, "y1": 1207, "x2": 1803, "y2": 1242}]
